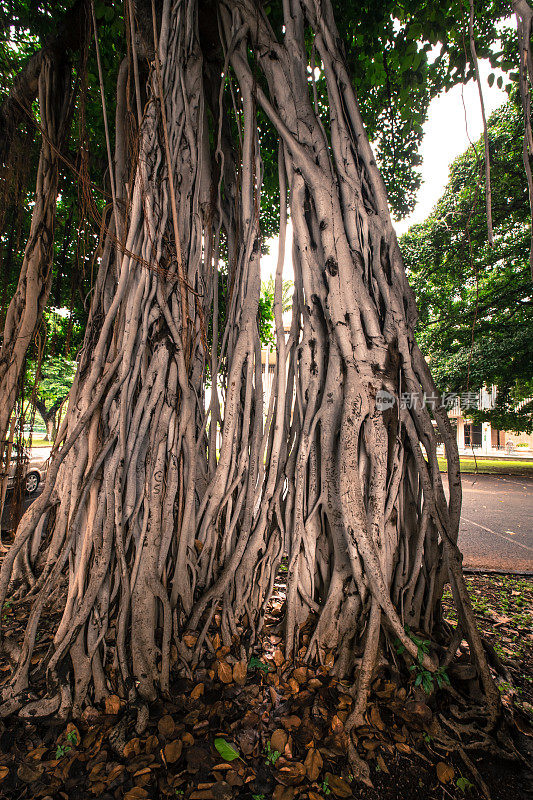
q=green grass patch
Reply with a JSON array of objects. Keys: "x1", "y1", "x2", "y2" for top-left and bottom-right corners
[
  {"x1": 23, "y1": 438, "x2": 53, "y2": 449},
  {"x1": 438, "y1": 457, "x2": 533, "y2": 476}
]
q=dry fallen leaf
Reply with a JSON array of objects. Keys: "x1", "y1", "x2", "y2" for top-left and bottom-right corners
[
  {"x1": 281, "y1": 715, "x2": 301, "y2": 731},
  {"x1": 273, "y1": 786, "x2": 295, "y2": 800},
  {"x1": 105, "y1": 694, "x2": 122, "y2": 715},
  {"x1": 124, "y1": 788, "x2": 150, "y2": 800},
  {"x1": 271, "y1": 728, "x2": 288, "y2": 753},
  {"x1": 277, "y1": 759, "x2": 306, "y2": 785},
  {"x1": 158, "y1": 714, "x2": 176, "y2": 738},
  {"x1": 304, "y1": 747, "x2": 323, "y2": 781},
  {"x1": 123, "y1": 737, "x2": 142, "y2": 758},
  {"x1": 191, "y1": 683, "x2": 205, "y2": 700},
  {"x1": 164, "y1": 739, "x2": 183, "y2": 763},
  {"x1": 233, "y1": 661, "x2": 247, "y2": 685},
  {"x1": 66, "y1": 721, "x2": 80, "y2": 744},
  {"x1": 218, "y1": 661, "x2": 233, "y2": 684},
  {"x1": 370, "y1": 705, "x2": 385, "y2": 731},
  {"x1": 376, "y1": 753, "x2": 389, "y2": 773},
  {"x1": 292, "y1": 667, "x2": 307, "y2": 684},
  {"x1": 0, "y1": 766, "x2": 9, "y2": 781},
  {"x1": 324, "y1": 773, "x2": 352, "y2": 797},
  {"x1": 395, "y1": 742, "x2": 411, "y2": 754},
  {"x1": 437, "y1": 762, "x2": 455, "y2": 784},
  {"x1": 16, "y1": 763, "x2": 42, "y2": 782},
  {"x1": 273, "y1": 649, "x2": 285, "y2": 667},
  {"x1": 331, "y1": 714, "x2": 344, "y2": 734}
]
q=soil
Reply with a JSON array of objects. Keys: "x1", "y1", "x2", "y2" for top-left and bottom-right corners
[{"x1": 0, "y1": 574, "x2": 531, "y2": 800}]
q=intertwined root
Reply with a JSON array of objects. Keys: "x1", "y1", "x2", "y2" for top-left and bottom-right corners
[{"x1": 0, "y1": 0, "x2": 500, "y2": 734}]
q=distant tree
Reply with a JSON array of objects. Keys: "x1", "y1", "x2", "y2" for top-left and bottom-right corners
[
  {"x1": 26, "y1": 355, "x2": 77, "y2": 441},
  {"x1": 402, "y1": 102, "x2": 533, "y2": 433},
  {"x1": 260, "y1": 276, "x2": 293, "y2": 346}
]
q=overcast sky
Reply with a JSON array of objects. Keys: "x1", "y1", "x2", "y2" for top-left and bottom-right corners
[{"x1": 261, "y1": 59, "x2": 507, "y2": 281}]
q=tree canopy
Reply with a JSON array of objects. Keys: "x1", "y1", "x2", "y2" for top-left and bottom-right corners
[{"x1": 402, "y1": 101, "x2": 533, "y2": 432}]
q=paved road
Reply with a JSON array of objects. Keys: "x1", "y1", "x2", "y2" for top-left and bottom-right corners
[
  {"x1": 2, "y1": 474, "x2": 532, "y2": 572},
  {"x1": 448, "y1": 474, "x2": 533, "y2": 573}
]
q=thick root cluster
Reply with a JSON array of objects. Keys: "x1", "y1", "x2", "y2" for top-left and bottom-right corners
[{"x1": 0, "y1": 0, "x2": 502, "y2": 745}]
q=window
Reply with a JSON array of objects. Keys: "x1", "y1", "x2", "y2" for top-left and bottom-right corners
[{"x1": 464, "y1": 423, "x2": 482, "y2": 447}]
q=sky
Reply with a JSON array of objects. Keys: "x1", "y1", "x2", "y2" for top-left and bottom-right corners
[{"x1": 261, "y1": 58, "x2": 508, "y2": 282}]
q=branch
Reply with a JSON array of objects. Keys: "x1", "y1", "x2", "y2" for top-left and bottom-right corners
[{"x1": 0, "y1": 0, "x2": 88, "y2": 163}]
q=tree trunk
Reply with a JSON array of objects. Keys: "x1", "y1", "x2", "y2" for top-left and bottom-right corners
[
  {"x1": 0, "y1": 0, "x2": 500, "y2": 746},
  {"x1": 219, "y1": 0, "x2": 500, "y2": 731}
]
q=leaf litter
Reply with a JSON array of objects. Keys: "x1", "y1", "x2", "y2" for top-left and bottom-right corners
[{"x1": 0, "y1": 574, "x2": 530, "y2": 799}]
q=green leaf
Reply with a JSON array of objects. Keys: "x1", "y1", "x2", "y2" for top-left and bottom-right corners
[
  {"x1": 214, "y1": 738, "x2": 241, "y2": 762},
  {"x1": 248, "y1": 656, "x2": 269, "y2": 674}
]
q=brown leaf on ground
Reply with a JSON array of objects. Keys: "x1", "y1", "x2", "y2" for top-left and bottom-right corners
[
  {"x1": 292, "y1": 667, "x2": 307, "y2": 684},
  {"x1": 217, "y1": 661, "x2": 233, "y2": 684},
  {"x1": 370, "y1": 705, "x2": 385, "y2": 730},
  {"x1": 123, "y1": 738, "x2": 142, "y2": 759},
  {"x1": 191, "y1": 683, "x2": 205, "y2": 700},
  {"x1": 271, "y1": 729, "x2": 288, "y2": 753},
  {"x1": 276, "y1": 759, "x2": 306, "y2": 785},
  {"x1": 304, "y1": 747, "x2": 323, "y2": 781},
  {"x1": 123, "y1": 788, "x2": 149, "y2": 800},
  {"x1": 281, "y1": 715, "x2": 301, "y2": 731},
  {"x1": 395, "y1": 742, "x2": 411, "y2": 754},
  {"x1": 0, "y1": 766, "x2": 8, "y2": 780},
  {"x1": 376, "y1": 753, "x2": 389, "y2": 773},
  {"x1": 158, "y1": 715, "x2": 176, "y2": 738},
  {"x1": 273, "y1": 786, "x2": 295, "y2": 800},
  {"x1": 164, "y1": 739, "x2": 183, "y2": 763},
  {"x1": 436, "y1": 762, "x2": 455, "y2": 783},
  {"x1": 324, "y1": 772, "x2": 352, "y2": 797},
  {"x1": 331, "y1": 714, "x2": 344, "y2": 733},
  {"x1": 404, "y1": 700, "x2": 432, "y2": 727},
  {"x1": 16, "y1": 763, "x2": 43, "y2": 782},
  {"x1": 233, "y1": 661, "x2": 247, "y2": 685}
]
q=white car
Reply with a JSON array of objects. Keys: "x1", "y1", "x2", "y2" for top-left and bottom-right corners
[{"x1": 4, "y1": 443, "x2": 48, "y2": 494}]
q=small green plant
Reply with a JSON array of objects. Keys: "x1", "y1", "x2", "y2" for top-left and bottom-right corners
[
  {"x1": 456, "y1": 776, "x2": 474, "y2": 793},
  {"x1": 322, "y1": 775, "x2": 331, "y2": 795},
  {"x1": 2, "y1": 600, "x2": 12, "y2": 620},
  {"x1": 395, "y1": 626, "x2": 450, "y2": 694},
  {"x1": 409, "y1": 663, "x2": 450, "y2": 694},
  {"x1": 252, "y1": 795, "x2": 266, "y2": 800},
  {"x1": 248, "y1": 656, "x2": 269, "y2": 674},
  {"x1": 56, "y1": 728, "x2": 79, "y2": 758},
  {"x1": 66, "y1": 729, "x2": 78, "y2": 746},
  {"x1": 264, "y1": 742, "x2": 281, "y2": 765},
  {"x1": 174, "y1": 791, "x2": 184, "y2": 798}
]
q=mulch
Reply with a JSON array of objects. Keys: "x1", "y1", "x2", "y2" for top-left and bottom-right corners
[{"x1": 0, "y1": 574, "x2": 531, "y2": 800}]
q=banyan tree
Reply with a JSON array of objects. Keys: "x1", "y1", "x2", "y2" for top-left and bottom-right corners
[{"x1": 1, "y1": 0, "x2": 523, "y2": 764}]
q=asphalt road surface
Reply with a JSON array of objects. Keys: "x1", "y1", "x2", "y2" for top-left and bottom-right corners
[
  {"x1": 2, "y1": 474, "x2": 532, "y2": 573},
  {"x1": 446, "y1": 473, "x2": 533, "y2": 573}
]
